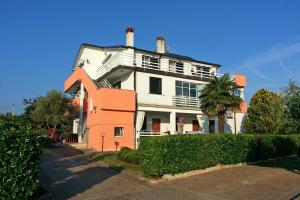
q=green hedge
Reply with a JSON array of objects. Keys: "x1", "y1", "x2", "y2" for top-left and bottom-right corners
[
  {"x1": 139, "y1": 134, "x2": 300, "y2": 176},
  {"x1": 0, "y1": 116, "x2": 44, "y2": 199},
  {"x1": 117, "y1": 147, "x2": 140, "y2": 164}
]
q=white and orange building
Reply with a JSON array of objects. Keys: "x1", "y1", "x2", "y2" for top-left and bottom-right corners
[{"x1": 64, "y1": 27, "x2": 247, "y2": 151}]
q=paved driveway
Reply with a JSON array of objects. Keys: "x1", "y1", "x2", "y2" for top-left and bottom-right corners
[{"x1": 40, "y1": 146, "x2": 300, "y2": 200}]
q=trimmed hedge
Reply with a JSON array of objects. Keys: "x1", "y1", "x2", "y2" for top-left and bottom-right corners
[
  {"x1": 0, "y1": 117, "x2": 44, "y2": 199},
  {"x1": 139, "y1": 134, "x2": 300, "y2": 176},
  {"x1": 117, "y1": 147, "x2": 140, "y2": 164}
]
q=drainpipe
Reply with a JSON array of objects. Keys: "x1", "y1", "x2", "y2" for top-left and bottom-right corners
[
  {"x1": 78, "y1": 82, "x2": 84, "y2": 143},
  {"x1": 234, "y1": 111, "x2": 237, "y2": 134}
]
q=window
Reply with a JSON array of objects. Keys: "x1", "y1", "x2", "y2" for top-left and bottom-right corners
[
  {"x1": 112, "y1": 81, "x2": 121, "y2": 89},
  {"x1": 169, "y1": 60, "x2": 183, "y2": 74},
  {"x1": 149, "y1": 77, "x2": 162, "y2": 95},
  {"x1": 176, "y1": 80, "x2": 204, "y2": 97},
  {"x1": 176, "y1": 62, "x2": 184, "y2": 73},
  {"x1": 202, "y1": 67, "x2": 210, "y2": 77},
  {"x1": 196, "y1": 84, "x2": 204, "y2": 97},
  {"x1": 142, "y1": 55, "x2": 159, "y2": 69},
  {"x1": 190, "y1": 83, "x2": 196, "y2": 97},
  {"x1": 234, "y1": 89, "x2": 241, "y2": 97},
  {"x1": 114, "y1": 127, "x2": 124, "y2": 137},
  {"x1": 226, "y1": 112, "x2": 233, "y2": 119}
]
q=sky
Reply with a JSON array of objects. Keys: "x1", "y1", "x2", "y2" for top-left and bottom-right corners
[{"x1": 1, "y1": 0, "x2": 300, "y2": 114}]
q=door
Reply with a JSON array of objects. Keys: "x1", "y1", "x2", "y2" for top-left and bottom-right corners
[
  {"x1": 192, "y1": 120, "x2": 200, "y2": 131},
  {"x1": 152, "y1": 118, "x2": 161, "y2": 132},
  {"x1": 209, "y1": 120, "x2": 215, "y2": 133}
]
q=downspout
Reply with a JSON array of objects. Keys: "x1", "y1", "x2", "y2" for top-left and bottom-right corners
[
  {"x1": 234, "y1": 111, "x2": 237, "y2": 134},
  {"x1": 133, "y1": 70, "x2": 137, "y2": 149}
]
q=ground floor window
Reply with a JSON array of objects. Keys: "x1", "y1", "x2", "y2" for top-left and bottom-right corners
[{"x1": 114, "y1": 127, "x2": 124, "y2": 137}]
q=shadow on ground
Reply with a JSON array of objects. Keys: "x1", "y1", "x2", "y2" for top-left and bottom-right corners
[
  {"x1": 251, "y1": 156, "x2": 300, "y2": 175},
  {"x1": 40, "y1": 146, "x2": 121, "y2": 199}
]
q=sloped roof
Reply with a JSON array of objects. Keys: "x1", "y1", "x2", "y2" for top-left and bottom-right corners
[{"x1": 78, "y1": 43, "x2": 221, "y2": 68}]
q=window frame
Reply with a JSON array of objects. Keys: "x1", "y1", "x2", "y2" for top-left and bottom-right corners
[
  {"x1": 114, "y1": 127, "x2": 124, "y2": 137},
  {"x1": 175, "y1": 80, "x2": 204, "y2": 98},
  {"x1": 149, "y1": 77, "x2": 162, "y2": 95}
]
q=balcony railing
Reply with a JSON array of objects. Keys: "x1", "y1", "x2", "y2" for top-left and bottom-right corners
[
  {"x1": 172, "y1": 96, "x2": 200, "y2": 109},
  {"x1": 96, "y1": 52, "x2": 223, "y2": 80},
  {"x1": 139, "y1": 130, "x2": 163, "y2": 136}
]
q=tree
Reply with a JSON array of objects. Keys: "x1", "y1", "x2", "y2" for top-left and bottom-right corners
[
  {"x1": 244, "y1": 89, "x2": 285, "y2": 134},
  {"x1": 29, "y1": 90, "x2": 77, "y2": 133},
  {"x1": 280, "y1": 80, "x2": 300, "y2": 133},
  {"x1": 199, "y1": 73, "x2": 243, "y2": 133}
]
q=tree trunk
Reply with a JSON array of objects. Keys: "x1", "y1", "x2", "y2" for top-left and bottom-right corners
[{"x1": 218, "y1": 113, "x2": 225, "y2": 133}]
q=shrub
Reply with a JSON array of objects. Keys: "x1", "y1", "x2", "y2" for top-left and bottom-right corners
[
  {"x1": 255, "y1": 135, "x2": 298, "y2": 159},
  {"x1": 139, "y1": 134, "x2": 300, "y2": 176},
  {"x1": 244, "y1": 89, "x2": 285, "y2": 134},
  {"x1": 0, "y1": 116, "x2": 44, "y2": 199},
  {"x1": 117, "y1": 147, "x2": 140, "y2": 164}
]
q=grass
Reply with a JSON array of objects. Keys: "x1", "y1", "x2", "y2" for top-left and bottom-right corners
[
  {"x1": 252, "y1": 156, "x2": 300, "y2": 174},
  {"x1": 87, "y1": 151, "x2": 143, "y2": 176}
]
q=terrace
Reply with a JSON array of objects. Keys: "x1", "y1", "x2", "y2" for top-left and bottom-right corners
[{"x1": 96, "y1": 51, "x2": 225, "y2": 80}]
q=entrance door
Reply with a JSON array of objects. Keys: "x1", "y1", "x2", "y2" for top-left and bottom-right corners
[
  {"x1": 209, "y1": 120, "x2": 215, "y2": 133},
  {"x1": 192, "y1": 120, "x2": 200, "y2": 131},
  {"x1": 152, "y1": 118, "x2": 161, "y2": 132}
]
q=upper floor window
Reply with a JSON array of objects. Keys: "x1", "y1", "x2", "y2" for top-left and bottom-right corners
[
  {"x1": 169, "y1": 60, "x2": 184, "y2": 74},
  {"x1": 142, "y1": 55, "x2": 160, "y2": 69},
  {"x1": 149, "y1": 77, "x2": 162, "y2": 95},
  {"x1": 234, "y1": 89, "x2": 241, "y2": 97},
  {"x1": 112, "y1": 81, "x2": 121, "y2": 89},
  {"x1": 191, "y1": 65, "x2": 212, "y2": 77},
  {"x1": 176, "y1": 81, "x2": 204, "y2": 98}
]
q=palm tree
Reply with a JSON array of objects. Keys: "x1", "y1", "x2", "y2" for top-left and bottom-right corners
[{"x1": 199, "y1": 73, "x2": 242, "y2": 133}]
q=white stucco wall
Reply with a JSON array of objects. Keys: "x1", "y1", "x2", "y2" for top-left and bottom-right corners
[
  {"x1": 75, "y1": 47, "x2": 120, "y2": 80},
  {"x1": 136, "y1": 71, "x2": 208, "y2": 106},
  {"x1": 225, "y1": 113, "x2": 246, "y2": 133},
  {"x1": 142, "y1": 111, "x2": 170, "y2": 133}
]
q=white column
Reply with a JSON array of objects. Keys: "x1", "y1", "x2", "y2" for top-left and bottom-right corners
[
  {"x1": 78, "y1": 82, "x2": 84, "y2": 143},
  {"x1": 170, "y1": 111, "x2": 176, "y2": 134}
]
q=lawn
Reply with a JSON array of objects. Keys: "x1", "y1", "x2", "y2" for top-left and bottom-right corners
[{"x1": 87, "y1": 151, "x2": 143, "y2": 176}]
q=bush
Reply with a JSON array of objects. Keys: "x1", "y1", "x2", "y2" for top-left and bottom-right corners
[
  {"x1": 244, "y1": 89, "x2": 285, "y2": 134},
  {"x1": 0, "y1": 116, "x2": 44, "y2": 199},
  {"x1": 139, "y1": 134, "x2": 300, "y2": 176},
  {"x1": 117, "y1": 147, "x2": 140, "y2": 164},
  {"x1": 256, "y1": 135, "x2": 298, "y2": 159}
]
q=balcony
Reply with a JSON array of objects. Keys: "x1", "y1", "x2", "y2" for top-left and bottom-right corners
[
  {"x1": 96, "y1": 52, "x2": 221, "y2": 80},
  {"x1": 172, "y1": 96, "x2": 200, "y2": 109}
]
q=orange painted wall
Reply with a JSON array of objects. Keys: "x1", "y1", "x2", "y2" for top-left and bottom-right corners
[
  {"x1": 72, "y1": 98, "x2": 88, "y2": 112},
  {"x1": 64, "y1": 68, "x2": 136, "y2": 151},
  {"x1": 235, "y1": 74, "x2": 246, "y2": 87},
  {"x1": 238, "y1": 101, "x2": 247, "y2": 113}
]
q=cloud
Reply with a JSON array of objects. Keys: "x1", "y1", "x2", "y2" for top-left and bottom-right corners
[{"x1": 241, "y1": 35, "x2": 300, "y2": 80}]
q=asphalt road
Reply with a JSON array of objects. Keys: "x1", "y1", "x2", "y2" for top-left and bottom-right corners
[{"x1": 40, "y1": 146, "x2": 300, "y2": 200}]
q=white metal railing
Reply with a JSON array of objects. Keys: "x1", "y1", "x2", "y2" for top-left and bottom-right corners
[
  {"x1": 99, "y1": 79, "x2": 112, "y2": 88},
  {"x1": 172, "y1": 96, "x2": 200, "y2": 108},
  {"x1": 185, "y1": 131, "x2": 205, "y2": 134},
  {"x1": 139, "y1": 130, "x2": 163, "y2": 136},
  {"x1": 96, "y1": 52, "x2": 135, "y2": 78},
  {"x1": 96, "y1": 52, "x2": 227, "y2": 80}
]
